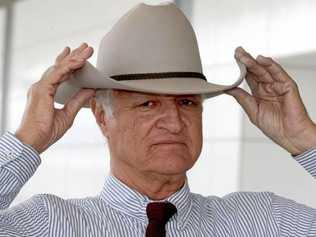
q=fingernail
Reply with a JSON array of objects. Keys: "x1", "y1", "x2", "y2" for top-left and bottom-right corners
[
  {"x1": 236, "y1": 46, "x2": 245, "y2": 52},
  {"x1": 257, "y1": 55, "x2": 269, "y2": 61},
  {"x1": 62, "y1": 46, "x2": 70, "y2": 52},
  {"x1": 83, "y1": 46, "x2": 94, "y2": 56}
]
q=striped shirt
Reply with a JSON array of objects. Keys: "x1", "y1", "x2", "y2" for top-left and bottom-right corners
[{"x1": 0, "y1": 131, "x2": 315, "y2": 236}]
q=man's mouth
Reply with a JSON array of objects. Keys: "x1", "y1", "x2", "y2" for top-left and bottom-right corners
[{"x1": 152, "y1": 140, "x2": 186, "y2": 146}]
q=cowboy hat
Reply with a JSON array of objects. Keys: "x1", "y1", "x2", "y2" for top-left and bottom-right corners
[{"x1": 54, "y1": 2, "x2": 246, "y2": 108}]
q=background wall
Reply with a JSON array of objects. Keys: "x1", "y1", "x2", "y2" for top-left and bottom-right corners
[{"x1": 0, "y1": 0, "x2": 315, "y2": 208}]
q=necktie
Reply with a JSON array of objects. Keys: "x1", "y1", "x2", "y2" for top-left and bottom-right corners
[{"x1": 145, "y1": 202, "x2": 177, "y2": 237}]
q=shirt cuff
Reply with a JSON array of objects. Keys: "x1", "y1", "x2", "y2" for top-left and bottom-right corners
[
  {"x1": 292, "y1": 145, "x2": 316, "y2": 178},
  {"x1": 0, "y1": 131, "x2": 41, "y2": 185}
]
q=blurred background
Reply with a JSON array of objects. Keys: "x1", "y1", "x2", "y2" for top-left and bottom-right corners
[{"x1": 0, "y1": 0, "x2": 315, "y2": 207}]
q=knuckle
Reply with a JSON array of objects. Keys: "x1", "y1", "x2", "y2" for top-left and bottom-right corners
[
  {"x1": 63, "y1": 109, "x2": 75, "y2": 127},
  {"x1": 289, "y1": 79, "x2": 298, "y2": 90},
  {"x1": 55, "y1": 56, "x2": 62, "y2": 63},
  {"x1": 51, "y1": 64, "x2": 60, "y2": 73},
  {"x1": 26, "y1": 82, "x2": 40, "y2": 98},
  {"x1": 41, "y1": 65, "x2": 55, "y2": 79},
  {"x1": 68, "y1": 118, "x2": 75, "y2": 127},
  {"x1": 47, "y1": 84, "x2": 57, "y2": 95},
  {"x1": 248, "y1": 116, "x2": 256, "y2": 124},
  {"x1": 293, "y1": 80, "x2": 298, "y2": 88},
  {"x1": 57, "y1": 110, "x2": 73, "y2": 129},
  {"x1": 283, "y1": 80, "x2": 297, "y2": 92},
  {"x1": 27, "y1": 82, "x2": 40, "y2": 97},
  {"x1": 246, "y1": 58, "x2": 256, "y2": 68},
  {"x1": 62, "y1": 65, "x2": 72, "y2": 74},
  {"x1": 52, "y1": 64, "x2": 68, "y2": 77},
  {"x1": 68, "y1": 58, "x2": 80, "y2": 64}
]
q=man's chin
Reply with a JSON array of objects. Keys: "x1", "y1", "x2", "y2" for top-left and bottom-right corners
[{"x1": 147, "y1": 151, "x2": 194, "y2": 175}]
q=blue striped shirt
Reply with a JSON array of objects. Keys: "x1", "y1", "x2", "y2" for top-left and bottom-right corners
[{"x1": 0, "y1": 131, "x2": 315, "y2": 236}]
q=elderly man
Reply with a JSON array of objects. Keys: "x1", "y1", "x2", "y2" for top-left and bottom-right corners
[{"x1": 0, "y1": 2, "x2": 316, "y2": 237}]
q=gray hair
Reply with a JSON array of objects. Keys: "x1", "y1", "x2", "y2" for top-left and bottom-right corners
[{"x1": 95, "y1": 89, "x2": 113, "y2": 118}]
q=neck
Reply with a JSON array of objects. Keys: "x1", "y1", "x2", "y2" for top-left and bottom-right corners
[{"x1": 110, "y1": 162, "x2": 186, "y2": 201}]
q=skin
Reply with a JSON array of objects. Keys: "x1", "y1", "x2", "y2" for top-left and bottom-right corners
[
  {"x1": 90, "y1": 91, "x2": 203, "y2": 199},
  {"x1": 15, "y1": 43, "x2": 95, "y2": 154},
  {"x1": 225, "y1": 47, "x2": 316, "y2": 156},
  {"x1": 14, "y1": 43, "x2": 316, "y2": 200}
]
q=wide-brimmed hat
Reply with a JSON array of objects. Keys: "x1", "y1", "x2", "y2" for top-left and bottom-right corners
[{"x1": 54, "y1": 2, "x2": 246, "y2": 108}]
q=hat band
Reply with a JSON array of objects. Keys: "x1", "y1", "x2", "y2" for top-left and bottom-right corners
[{"x1": 110, "y1": 72, "x2": 206, "y2": 81}]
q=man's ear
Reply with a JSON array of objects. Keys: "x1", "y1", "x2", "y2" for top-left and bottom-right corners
[{"x1": 90, "y1": 98, "x2": 110, "y2": 138}]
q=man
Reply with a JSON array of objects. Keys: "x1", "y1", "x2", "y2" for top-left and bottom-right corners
[{"x1": 0, "y1": 2, "x2": 315, "y2": 237}]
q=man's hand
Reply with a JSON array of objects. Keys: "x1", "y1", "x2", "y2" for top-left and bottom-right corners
[
  {"x1": 225, "y1": 47, "x2": 316, "y2": 156},
  {"x1": 14, "y1": 43, "x2": 96, "y2": 155}
]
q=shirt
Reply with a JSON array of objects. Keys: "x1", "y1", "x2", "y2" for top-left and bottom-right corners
[{"x1": 0, "y1": 131, "x2": 315, "y2": 236}]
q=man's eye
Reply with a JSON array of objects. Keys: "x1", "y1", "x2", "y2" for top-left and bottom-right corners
[
  {"x1": 140, "y1": 101, "x2": 155, "y2": 108},
  {"x1": 178, "y1": 99, "x2": 195, "y2": 106}
]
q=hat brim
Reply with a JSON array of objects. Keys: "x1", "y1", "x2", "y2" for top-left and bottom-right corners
[{"x1": 54, "y1": 60, "x2": 246, "y2": 108}]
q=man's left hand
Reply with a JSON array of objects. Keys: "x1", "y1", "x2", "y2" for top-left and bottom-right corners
[{"x1": 225, "y1": 47, "x2": 316, "y2": 156}]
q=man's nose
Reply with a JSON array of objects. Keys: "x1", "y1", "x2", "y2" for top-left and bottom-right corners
[{"x1": 155, "y1": 103, "x2": 184, "y2": 134}]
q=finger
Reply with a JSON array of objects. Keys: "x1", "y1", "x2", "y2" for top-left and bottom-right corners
[
  {"x1": 256, "y1": 55, "x2": 291, "y2": 83},
  {"x1": 270, "y1": 80, "x2": 298, "y2": 96},
  {"x1": 235, "y1": 47, "x2": 274, "y2": 83},
  {"x1": 79, "y1": 46, "x2": 94, "y2": 60},
  {"x1": 246, "y1": 72, "x2": 279, "y2": 97},
  {"x1": 69, "y1": 42, "x2": 88, "y2": 57},
  {"x1": 225, "y1": 87, "x2": 258, "y2": 124},
  {"x1": 64, "y1": 46, "x2": 93, "y2": 66},
  {"x1": 245, "y1": 72, "x2": 259, "y2": 94},
  {"x1": 42, "y1": 58, "x2": 86, "y2": 85},
  {"x1": 62, "y1": 88, "x2": 96, "y2": 123},
  {"x1": 55, "y1": 47, "x2": 70, "y2": 64},
  {"x1": 42, "y1": 47, "x2": 94, "y2": 85}
]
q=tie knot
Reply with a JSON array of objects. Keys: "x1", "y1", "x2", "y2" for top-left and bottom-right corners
[{"x1": 146, "y1": 202, "x2": 177, "y2": 225}]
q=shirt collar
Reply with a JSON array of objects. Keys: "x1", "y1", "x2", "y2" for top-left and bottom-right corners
[{"x1": 99, "y1": 174, "x2": 193, "y2": 230}]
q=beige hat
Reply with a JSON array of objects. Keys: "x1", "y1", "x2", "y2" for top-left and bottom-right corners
[{"x1": 54, "y1": 2, "x2": 246, "y2": 108}]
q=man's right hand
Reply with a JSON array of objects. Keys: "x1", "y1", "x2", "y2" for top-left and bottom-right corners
[{"x1": 14, "y1": 43, "x2": 96, "y2": 155}]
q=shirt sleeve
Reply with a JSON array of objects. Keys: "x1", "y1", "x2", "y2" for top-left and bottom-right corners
[
  {"x1": 272, "y1": 193, "x2": 316, "y2": 236},
  {"x1": 293, "y1": 145, "x2": 316, "y2": 178},
  {"x1": 0, "y1": 132, "x2": 49, "y2": 235},
  {"x1": 0, "y1": 131, "x2": 41, "y2": 209},
  {"x1": 0, "y1": 194, "x2": 49, "y2": 236},
  {"x1": 269, "y1": 146, "x2": 316, "y2": 235}
]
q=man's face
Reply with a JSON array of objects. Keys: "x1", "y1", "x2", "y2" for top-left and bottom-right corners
[{"x1": 104, "y1": 90, "x2": 203, "y2": 176}]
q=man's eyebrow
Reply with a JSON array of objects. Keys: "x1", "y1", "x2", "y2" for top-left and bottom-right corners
[
  {"x1": 116, "y1": 91, "x2": 202, "y2": 101},
  {"x1": 175, "y1": 95, "x2": 202, "y2": 100}
]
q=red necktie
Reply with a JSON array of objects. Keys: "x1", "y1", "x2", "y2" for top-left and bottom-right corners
[{"x1": 145, "y1": 202, "x2": 177, "y2": 237}]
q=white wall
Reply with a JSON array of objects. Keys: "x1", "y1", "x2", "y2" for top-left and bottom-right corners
[{"x1": 0, "y1": 7, "x2": 6, "y2": 129}]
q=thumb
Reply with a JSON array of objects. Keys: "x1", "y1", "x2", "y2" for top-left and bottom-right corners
[
  {"x1": 224, "y1": 87, "x2": 258, "y2": 124},
  {"x1": 62, "y1": 88, "x2": 96, "y2": 121}
]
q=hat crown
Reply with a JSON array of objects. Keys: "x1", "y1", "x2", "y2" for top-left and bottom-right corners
[{"x1": 96, "y1": 3, "x2": 203, "y2": 77}]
